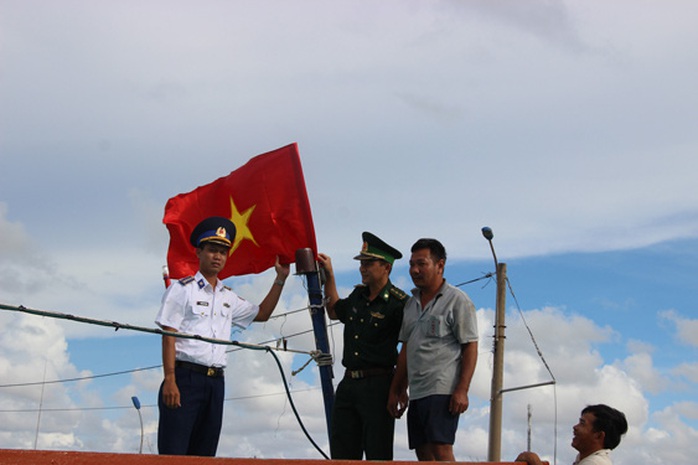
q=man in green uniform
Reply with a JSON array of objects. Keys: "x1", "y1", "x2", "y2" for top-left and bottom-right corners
[{"x1": 318, "y1": 232, "x2": 408, "y2": 460}]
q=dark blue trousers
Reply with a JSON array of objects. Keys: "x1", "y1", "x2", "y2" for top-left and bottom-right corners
[{"x1": 157, "y1": 365, "x2": 225, "y2": 456}]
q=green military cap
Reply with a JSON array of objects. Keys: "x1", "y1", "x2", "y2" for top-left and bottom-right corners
[{"x1": 353, "y1": 232, "x2": 403, "y2": 265}]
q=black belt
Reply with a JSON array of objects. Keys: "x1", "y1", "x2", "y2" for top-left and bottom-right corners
[
  {"x1": 176, "y1": 360, "x2": 225, "y2": 378},
  {"x1": 344, "y1": 367, "x2": 394, "y2": 380}
]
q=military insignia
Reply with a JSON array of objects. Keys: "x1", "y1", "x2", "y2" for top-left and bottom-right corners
[
  {"x1": 196, "y1": 301, "x2": 209, "y2": 307},
  {"x1": 197, "y1": 279, "x2": 205, "y2": 289},
  {"x1": 390, "y1": 287, "x2": 408, "y2": 300},
  {"x1": 223, "y1": 303, "x2": 231, "y2": 308},
  {"x1": 370, "y1": 311, "x2": 385, "y2": 319},
  {"x1": 216, "y1": 226, "x2": 227, "y2": 239},
  {"x1": 178, "y1": 276, "x2": 195, "y2": 285},
  {"x1": 361, "y1": 241, "x2": 369, "y2": 253}
]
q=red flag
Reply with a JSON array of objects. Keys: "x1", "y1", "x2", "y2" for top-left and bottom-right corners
[{"x1": 163, "y1": 143, "x2": 317, "y2": 279}]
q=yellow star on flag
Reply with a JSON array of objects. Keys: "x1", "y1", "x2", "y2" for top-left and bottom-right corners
[{"x1": 228, "y1": 196, "x2": 259, "y2": 254}]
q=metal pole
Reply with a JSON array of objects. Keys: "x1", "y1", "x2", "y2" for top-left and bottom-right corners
[
  {"x1": 295, "y1": 248, "x2": 335, "y2": 440},
  {"x1": 527, "y1": 403, "x2": 532, "y2": 452},
  {"x1": 131, "y1": 396, "x2": 143, "y2": 454},
  {"x1": 488, "y1": 261, "x2": 507, "y2": 461}
]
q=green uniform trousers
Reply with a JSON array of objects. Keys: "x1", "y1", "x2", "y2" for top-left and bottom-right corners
[{"x1": 330, "y1": 373, "x2": 395, "y2": 460}]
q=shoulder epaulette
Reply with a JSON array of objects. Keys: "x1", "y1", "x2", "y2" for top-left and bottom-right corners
[
  {"x1": 223, "y1": 285, "x2": 232, "y2": 291},
  {"x1": 390, "y1": 286, "x2": 408, "y2": 301},
  {"x1": 178, "y1": 276, "x2": 195, "y2": 285}
]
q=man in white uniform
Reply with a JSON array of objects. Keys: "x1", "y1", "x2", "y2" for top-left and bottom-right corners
[{"x1": 155, "y1": 216, "x2": 290, "y2": 456}]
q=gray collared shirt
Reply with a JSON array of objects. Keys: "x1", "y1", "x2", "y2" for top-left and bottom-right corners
[{"x1": 399, "y1": 280, "x2": 478, "y2": 400}]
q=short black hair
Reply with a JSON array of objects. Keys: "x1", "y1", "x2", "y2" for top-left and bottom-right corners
[
  {"x1": 582, "y1": 404, "x2": 628, "y2": 450},
  {"x1": 411, "y1": 238, "x2": 447, "y2": 263}
]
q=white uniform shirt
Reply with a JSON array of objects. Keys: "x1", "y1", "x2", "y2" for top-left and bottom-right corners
[
  {"x1": 155, "y1": 271, "x2": 259, "y2": 367},
  {"x1": 574, "y1": 449, "x2": 613, "y2": 465}
]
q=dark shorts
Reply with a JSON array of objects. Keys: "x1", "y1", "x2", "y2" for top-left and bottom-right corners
[{"x1": 407, "y1": 394, "x2": 460, "y2": 449}]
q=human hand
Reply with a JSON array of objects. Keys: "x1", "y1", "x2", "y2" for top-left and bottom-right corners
[
  {"x1": 449, "y1": 388, "x2": 469, "y2": 415},
  {"x1": 387, "y1": 389, "x2": 409, "y2": 419},
  {"x1": 274, "y1": 256, "x2": 291, "y2": 280},
  {"x1": 317, "y1": 253, "x2": 333, "y2": 275},
  {"x1": 162, "y1": 378, "x2": 181, "y2": 409}
]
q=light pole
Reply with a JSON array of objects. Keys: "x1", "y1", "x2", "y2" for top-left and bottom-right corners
[
  {"x1": 131, "y1": 396, "x2": 143, "y2": 454},
  {"x1": 482, "y1": 227, "x2": 555, "y2": 461},
  {"x1": 483, "y1": 226, "x2": 507, "y2": 462}
]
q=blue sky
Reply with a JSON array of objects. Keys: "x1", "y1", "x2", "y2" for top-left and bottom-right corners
[{"x1": 1, "y1": 1, "x2": 697, "y2": 464}]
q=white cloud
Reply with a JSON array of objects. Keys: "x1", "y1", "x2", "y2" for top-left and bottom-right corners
[
  {"x1": 673, "y1": 362, "x2": 698, "y2": 385},
  {"x1": 618, "y1": 352, "x2": 669, "y2": 395},
  {"x1": 660, "y1": 310, "x2": 698, "y2": 347},
  {"x1": 0, "y1": 286, "x2": 696, "y2": 463},
  {"x1": 621, "y1": 403, "x2": 698, "y2": 465},
  {"x1": 1, "y1": 0, "x2": 697, "y2": 463}
]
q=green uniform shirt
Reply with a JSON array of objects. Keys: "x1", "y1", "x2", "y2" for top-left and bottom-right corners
[{"x1": 334, "y1": 280, "x2": 407, "y2": 370}]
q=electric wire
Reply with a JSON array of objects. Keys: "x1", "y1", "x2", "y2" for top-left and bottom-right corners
[
  {"x1": 264, "y1": 346, "x2": 329, "y2": 460},
  {"x1": 1, "y1": 267, "x2": 517, "y2": 460},
  {"x1": 453, "y1": 271, "x2": 495, "y2": 288},
  {"x1": 0, "y1": 386, "x2": 322, "y2": 414},
  {"x1": 0, "y1": 365, "x2": 161, "y2": 388},
  {"x1": 268, "y1": 305, "x2": 312, "y2": 319},
  {"x1": 0, "y1": 301, "x2": 331, "y2": 459},
  {"x1": 0, "y1": 321, "x2": 341, "y2": 389},
  {"x1": 1, "y1": 267, "x2": 500, "y2": 390},
  {"x1": 505, "y1": 277, "x2": 558, "y2": 465},
  {"x1": 481, "y1": 230, "x2": 557, "y2": 465}
]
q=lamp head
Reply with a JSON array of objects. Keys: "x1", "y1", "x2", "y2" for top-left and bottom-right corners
[{"x1": 481, "y1": 226, "x2": 494, "y2": 241}]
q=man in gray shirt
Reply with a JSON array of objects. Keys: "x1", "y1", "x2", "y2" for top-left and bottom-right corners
[{"x1": 388, "y1": 238, "x2": 478, "y2": 462}]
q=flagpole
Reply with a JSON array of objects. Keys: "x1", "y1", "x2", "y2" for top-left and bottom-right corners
[{"x1": 295, "y1": 248, "x2": 335, "y2": 440}]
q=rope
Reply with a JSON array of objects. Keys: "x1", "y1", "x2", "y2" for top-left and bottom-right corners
[{"x1": 291, "y1": 350, "x2": 333, "y2": 377}]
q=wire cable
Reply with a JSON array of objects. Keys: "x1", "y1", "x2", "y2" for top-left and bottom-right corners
[
  {"x1": 505, "y1": 277, "x2": 558, "y2": 465},
  {"x1": 0, "y1": 302, "x2": 330, "y2": 459},
  {"x1": 0, "y1": 386, "x2": 322, "y2": 414},
  {"x1": 453, "y1": 271, "x2": 495, "y2": 288},
  {"x1": 233, "y1": 341, "x2": 329, "y2": 460}
]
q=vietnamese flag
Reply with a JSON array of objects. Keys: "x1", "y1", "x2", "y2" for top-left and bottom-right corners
[{"x1": 163, "y1": 143, "x2": 317, "y2": 279}]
